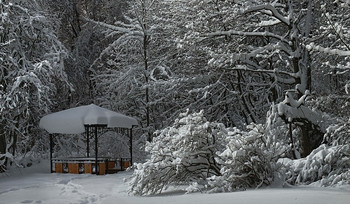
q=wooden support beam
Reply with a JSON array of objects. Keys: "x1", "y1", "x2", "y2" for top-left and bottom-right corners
[
  {"x1": 86, "y1": 126, "x2": 90, "y2": 157},
  {"x1": 129, "y1": 128, "x2": 133, "y2": 166},
  {"x1": 95, "y1": 126, "x2": 98, "y2": 175},
  {"x1": 49, "y1": 134, "x2": 53, "y2": 173}
]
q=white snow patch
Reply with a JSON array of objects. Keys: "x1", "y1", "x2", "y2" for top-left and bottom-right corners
[{"x1": 0, "y1": 162, "x2": 350, "y2": 204}]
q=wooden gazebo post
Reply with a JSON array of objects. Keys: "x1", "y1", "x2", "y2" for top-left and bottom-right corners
[
  {"x1": 129, "y1": 128, "x2": 133, "y2": 166},
  {"x1": 49, "y1": 134, "x2": 53, "y2": 173},
  {"x1": 95, "y1": 126, "x2": 98, "y2": 175},
  {"x1": 86, "y1": 126, "x2": 90, "y2": 157}
]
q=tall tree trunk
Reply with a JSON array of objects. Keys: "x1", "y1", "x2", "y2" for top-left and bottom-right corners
[
  {"x1": 0, "y1": 124, "x2": 6, "y2": 172},
  {"x1": 298, "y1": 0, "x2": 315, "y2": 157},
  {"x1": 142, "y1": 1, "x2": 152, "y2": 142}
]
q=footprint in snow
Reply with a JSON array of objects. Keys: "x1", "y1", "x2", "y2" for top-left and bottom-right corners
[
  {"x1": 20, "y1": 200, "x2": 42, "y2": 204},
  {"x1": 20, "y1": 200, "x2": 33, "y2": 204}
]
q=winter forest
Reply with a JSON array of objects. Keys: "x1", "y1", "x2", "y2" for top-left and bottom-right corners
[{"x1": 1, "y1": 0, "x2": 350, "y2": 197}]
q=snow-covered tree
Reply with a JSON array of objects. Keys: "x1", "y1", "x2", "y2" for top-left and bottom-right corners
[
  {"x1": 182, "y1": 0, "x2": 349, "y2": 157},
  {"x1": 0, "y1": 0, "x2": 69, "y2": 171},
  {"x1": 308, "y1": 0, "x2": 350, "y2": 94},
  {"x1": 120, "y1": 0, "x2": 251, "y2": 128},
  {"x1": 88, "y1": 0, "x2": 177, "y2": 142},
  {"x1": 44, "y1": 0, "x2": 130, "y2": 107}
]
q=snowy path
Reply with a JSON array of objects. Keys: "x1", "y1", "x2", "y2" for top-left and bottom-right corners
[{"x1": 1, "y1": 163, "x2": 350, "y2": 204}]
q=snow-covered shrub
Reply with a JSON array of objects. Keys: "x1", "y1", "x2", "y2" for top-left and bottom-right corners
[
  {"x1": 207, "y1": 121, "x2": 290, "y2": 192},
  {"x1": 284, "y1": 144, "x2": 350, "y2": 187},
  {"x1": 128, "y1": 110, "x2": 226, "y2": 196},
  {"x1": 282, "y1": 117, "x2": 350, "y2": 187},
  {"x1": 323, "y1": 119, "x2": 350, "y2": 146}
]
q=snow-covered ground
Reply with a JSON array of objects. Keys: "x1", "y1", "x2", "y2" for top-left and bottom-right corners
[{"x1": 1, "y1": 161, "x2": 349, "y2": 204}]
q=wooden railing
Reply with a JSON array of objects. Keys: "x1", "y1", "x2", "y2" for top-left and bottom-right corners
[{"x1": 51, "y1": 157, "x2": 131, "y2": 175}]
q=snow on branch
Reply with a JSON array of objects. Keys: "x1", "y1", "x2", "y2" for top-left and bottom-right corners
[
  {"x1": 306, "y1": 43, "x2": 350, "y2": 56},
  {"x1": 82, "y1": 17, "x2": 133, "y2": 34},
  {"x1": 219, "y1": 65, "x2": 299, "y2": 80},
  {"x1": 277, "y1": 103, "x2": 322, "y2": 127},
  {"x1": 244, "y1": 4, "x2": 290, "y2": 25},
  {"x1": 338, "y1": 0, "x2": 350, "y2": 5},
  {"x1": 0, "y1": 39, "x2": 15, "y2": 47},
  {"x1": 277, "y1": 90, "x2": 325, "y2": 132},
  {"x1": 205, "y1": 30, "x2": 288, "y2": 44}
]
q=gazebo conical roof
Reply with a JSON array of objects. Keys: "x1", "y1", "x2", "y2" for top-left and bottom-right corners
[{"x1": 39, "y1": 104, "x2": 138, "y2": 134}]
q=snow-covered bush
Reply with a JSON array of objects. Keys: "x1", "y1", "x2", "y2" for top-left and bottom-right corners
[
  {"x1": 323, "y1": 119, "x2": 350, "y2": 146},
  {"x1": 128, "y1": 108, "x2": 294, "y2": 195},
  {"x1": 128, "y1": 105, "x2": 349, "y2": 195},
  {"x1": 207, "y1": 121, "x2": 290, "y2": 192},
  {"x1": 283, "y1": 144, "x2": 350, "y2": 187},
  {"x1": 283, "y1": 118, "x2": 350, "y2": 187},
  {"x1": 128, "y1": 110, "x2": 226, "y2": 196}
]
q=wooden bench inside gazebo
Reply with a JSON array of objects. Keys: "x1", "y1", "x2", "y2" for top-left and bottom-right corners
[{"x1": 39, "y1": 104, "x2": 138, "y2": 175}]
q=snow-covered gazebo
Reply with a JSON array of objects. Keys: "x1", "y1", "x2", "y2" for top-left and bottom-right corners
[{"x1": 39, "y1": 104, "x2": 138, "y2": 175}]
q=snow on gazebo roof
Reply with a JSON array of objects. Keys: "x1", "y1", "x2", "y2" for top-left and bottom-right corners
[{"x1": 39, "y1": 104, "x2": 138, "y2": 134}]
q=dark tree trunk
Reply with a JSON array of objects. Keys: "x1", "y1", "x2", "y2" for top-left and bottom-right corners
[
  {"x1": 297, "y1": 121, "x2": 323, "y2": 158},
  {"x1": 0, "y1": 125, "x2": 7, "y2": 172}
]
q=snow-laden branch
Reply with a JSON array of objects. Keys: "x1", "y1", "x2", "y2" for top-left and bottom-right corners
[
  {"x1": 277, "y1": 103, "x2": 324, "y2": 131},
  {"x1": 221, "y1": 65, "x2": 299, "y2": 80},
  {"x1": 244, "y1": 4, "x2": 290, "y2": 25},
  {"x1": 205, "y1": 30, "x2": 288, "y2": 44},
  {"x1": 89, "y1": 30, "x2": 143, "y2": 70},
  {"x1": 338, "y1": 0, "x2": 350, "y2": 5},
  {"x1": 277, "y1": 90, "x2": 326, "y2": 132},
  {"x1": 0, "y1": 39, "x2": 15, "y2": 47},
  {"x1": 322, "y1": 6, "x2": 350, "y2": 51},
  {"x1": 82, "y1": 17, "x2": 133, "y2": 34},
  {"x1": 306, "y1": 43, "x2": 350, "y2": 56}
]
